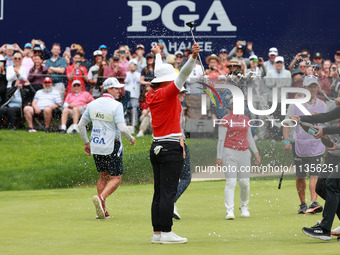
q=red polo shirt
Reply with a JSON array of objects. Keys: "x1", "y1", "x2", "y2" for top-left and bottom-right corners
[{"x1": 146, "y1": 82, "x2": 182, "y2": 138}]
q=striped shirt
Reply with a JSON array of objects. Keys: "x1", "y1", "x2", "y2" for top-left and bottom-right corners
[{"x1": 34, "y1": 88, "x2": 62, "y2": 110}]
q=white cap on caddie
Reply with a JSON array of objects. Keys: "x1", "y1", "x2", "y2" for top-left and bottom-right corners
[{"x1": 103, "y1": 77, "x2": 125, "y2": 89}]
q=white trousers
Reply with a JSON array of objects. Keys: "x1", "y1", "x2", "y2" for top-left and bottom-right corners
[{"x1": 223, "y1": 147, "x2": 251, "y2": 212}]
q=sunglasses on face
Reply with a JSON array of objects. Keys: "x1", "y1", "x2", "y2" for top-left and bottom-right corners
[
  {"x1": 14, "y1": 58, "x2": 22, "y2": 60},
  {"x1": 73, "y1": 84, "x2": 81, "y2": 87},
  {"x1": 229, "y1": 65, "x2": 238, "y2": 67},
  {"x1": 118, "y1": 50, "x2": 126, "y2": 54},
  {"x1": 176, "y1": 55, "x2": 183, "y2": 58}
]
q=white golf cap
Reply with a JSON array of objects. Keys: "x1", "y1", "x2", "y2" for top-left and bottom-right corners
[
  {"x1": 249, "y1": 55, "x2": 258, "y2": 60},
  {"x1": 275, "y1": 56, "x2": 284, "y2": 63},
  {"x1": 72, "y1": 80, "x2": 81, "y2": 86},
  {"x1": 93, "y1": 50, "x2": 103, "y2": 56},
  {"x1": 269, "y1": 47, "x2": 278, "y2": 55},
  {"x1": 303, "y1": 75, "x2": 319, "y2": 87},
  {"x1": 174, "y1": 51, "x2": 183, "y2": 56},
  {"x1": 103, "y1": 77, "x2": 125, "y2": 89},
  {"x1": 151, "y1": 64, "x2": 178, "y2": 83},
  {"x1": 129, "y1": 59, "x2": 138, "y2": 65}
]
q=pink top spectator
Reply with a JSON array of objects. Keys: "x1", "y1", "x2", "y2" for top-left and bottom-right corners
[
  {"x1": 118, "y1": 60, "x2": 129, "y2": 76},
  {"x1": 64, "y1": 91, "x2": 94, "y2": 108},
  {"x1": 21, "y1": 57, "x2": 34, "y2": 76}
]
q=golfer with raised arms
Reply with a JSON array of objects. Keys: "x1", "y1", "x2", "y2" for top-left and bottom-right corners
[
  {"x1": 148, "y1": 43, "x2": 200, "y2": 244},
  {"x1": 78, "y1": 77, "x2": 136, "y2": 219}
]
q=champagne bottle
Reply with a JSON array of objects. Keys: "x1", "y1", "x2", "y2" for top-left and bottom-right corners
[{"x1": 299, "y1": 122, "x2": 334, "y2": 147}]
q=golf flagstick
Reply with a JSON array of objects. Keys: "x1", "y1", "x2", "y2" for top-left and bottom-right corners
[{"x1": 186, "y1": 21, "x2": 206, "y2": 76}]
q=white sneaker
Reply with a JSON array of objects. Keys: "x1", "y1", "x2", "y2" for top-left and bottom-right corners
[
  {"x1": 173, "y1": 204, "x2": 181, "y2": 220},
  {"x1": 226, "y1": 210, "x2": 235, "y2": 220},
  {"x1": 151, "y1": 234, "x2": 161, "y2": 244},
  {"x1": 160, "y1": 232, "x2": 187, "y2": 244},
  {"x1": 136, "y1": 131, "x2": 144, "y2": 137},
  {"x1": 331, "y1": 226, "x2": 340, "y2": 236},
  {"x1": 240, "y1": 206, "x2": 250, "y2": 217}
]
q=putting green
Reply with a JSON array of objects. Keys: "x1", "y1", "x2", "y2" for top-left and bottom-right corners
[{"x1": 0, "y1": 179, "x2": 338, "y2": 255}]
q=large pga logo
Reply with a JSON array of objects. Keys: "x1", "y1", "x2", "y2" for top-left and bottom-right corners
[{"x1": 127, "y1": 0, "x2": 236, "y2": 32}]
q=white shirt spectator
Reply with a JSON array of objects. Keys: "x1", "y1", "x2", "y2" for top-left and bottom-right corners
[
  {"x1": 34, "y1": 88, "x2": 62, "y2": 110},
  {"x1": 6, "y1": 65, "x2": 28, "y2": 88},
  {"x1": 124, "y1": 71, "x2": 141, "y2": 99}
]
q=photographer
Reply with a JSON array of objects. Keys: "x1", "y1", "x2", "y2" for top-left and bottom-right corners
[
  {"x1": 289, "y1": 50, "x2": 311, "y2": 72},
  {"x1": 66, "y1": 52, "x2": 88, "y2": 95},
  {"x1": 228, "y1": 41, "x2": 255, "y2": 67}
]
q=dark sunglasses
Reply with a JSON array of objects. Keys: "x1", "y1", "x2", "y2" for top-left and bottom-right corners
[
  {"x1": 118, "y1": 50, "x2": 126, "y2": 54},
  {"x1": 176, "y1": 55, "x2": 183, "y2": 58},
  {"x1": 14, "y1": 58, "x2": 22, "y2": 60},
  {"x1": 73, "y1": 84, "x2": 81, "y2": 87}
]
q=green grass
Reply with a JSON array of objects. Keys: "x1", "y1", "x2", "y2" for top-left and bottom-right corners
[
  {"x1": 0, "y1": 130, "x2": 294, "y2": 191},
  {"x1": 0, "y1": 179, "x2": 339, "y2": 255}
]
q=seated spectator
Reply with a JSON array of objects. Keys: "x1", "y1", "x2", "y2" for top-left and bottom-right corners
[
  {"x1": 23, "y1": 77, "x2": 62, "y2": 132},
  {"x1": 0, "y1": 80, "x2": 35, "y2": 130},
  {"x1": 28, "y1": 55, "x2": 48, "y2": 91},
  {"x1": 99, "y1": 45, "x2": 108, "y2": 61},
  {"x1": 136, "y1": 85, "x2": 152, "y2": 137},
  {"x1": 124, "y1": 59, "x2": 141, "y2": 131},
  {"x1": 46, "y1": 43, "x2": 68, "y2": 101},
  {"x1": 218, "y1": 48, "x2": 230, "y2": 74},
  {"x1": 59, "y1": 80, "x2": 94, "y2": 134},
  {"x1": 88, "y1": 50, "x2": 103, "y2": 98},
  {"x1": 66, "y1": 52, "x2": 88, "y2": 94},
  {"x1": 133, "y1": 44, "x2": 146, "y2": 72},
  {"x1": 228, "y1": 41, "x2": 255, "y2": 67},
  {"x1": 205, "y1": 54, "x2": 226, "y2": 79},
  {"x1": 0, "y1": 56, "x2": 7, "y2": 104},
  {"x1": 21, "y1": 43, "x2": 34, "y2": 76},
  {"x1": 6, "y1": 52, "x2": 28, "y2": 89},
  {"x1": 289, "y1": 50, "x2": 311, "y2": 71}
]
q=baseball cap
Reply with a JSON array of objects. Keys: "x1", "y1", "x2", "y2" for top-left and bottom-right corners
[
  {"x1": 93, "y1": 50, "x2": 103, "y2": 56},
  {"x1": 72, "y1": 80, "x2": 81, "y2": 86},
  {"x1": 112, "y1": 54, "x2": 119, "y2": 60},
  {"x1": 99, "y1": 45, "x2": 107, "y2": 50},
  {"x1": 146, "y1": 53, "x2": 154, "y2": 58},
  {"x1": 103, "y1": 77, "x2": 125, "y2": 89},
  {"x1": 33, "y1": 46, "x2": 42, "y2": 51},
  {"x1": 275, "y1": 56, "x2": 284, "y2": 63},
  {"x1": 24, "y1": 43, "x2": 32, "y2": 49},
  {"x1": 314, "y1": 64, "x2": 322, "y2": 69},
  {"x1": 291, "y1": 69, "x2": 303, "y2": 76},
  {"x1": 237, "y1": 45, "x2": 245, "y2": 51},
  {"x1": 175, "y1": 51, "x2": 184, "y2": 56},
  {"x1": 336, "y1": 51, "x2": 340, "y2": 56},
  {"x1": 6, "y1": 44, "x2": 14, "y2": 50},
  {"x1": 314, "y1": 52, "x2": 322, "y2": 58},
  {"x1": 43, "y1": 77, "x2": 53, "y2": 83},
  {"x1": 129, "y1": 59, "x2": 138, "y2": 65},
  {"x1": 219, "y1": 48, "x2": 228, "y2": 54},
  {"x1": 269, "y1": 47, "x2": 278, "y2": 55},
  {"x1": 303, "y1": 75, "x2": 319, "y2": 87},
  {"x1": 136, "y1": 44, "x2": 145, "y2": 49},
  {"x1": 249, "y1": 55, "x2": 258, "y2": 60}
]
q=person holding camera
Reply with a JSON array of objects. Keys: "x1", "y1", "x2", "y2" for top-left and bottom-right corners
[
  {"x1": 228, "y1": 41, "x2": 255, "y2": 67},
  {"x1": 289, "y1": 50, "x2": 311, "y2": 72},
  {"x1": 66, "y1": 52, "x2": 88, "y2": 95},
  {"x1": 205, "y1": 54, "x2": 226, "y2": 79},
  {"x1": 114, "y1": 46, "x2": 130, "y2": 76}
]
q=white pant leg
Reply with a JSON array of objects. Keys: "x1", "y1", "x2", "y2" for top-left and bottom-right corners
[
  {"x1": 223, "y1": 147, "x2": 238, "y2": 212},
  {"x1": 237, "y1": 150, "x2": 251, "y2": 208},
  {"x1": 131, "y1": 98, "x2": 139, "y2": 127}
]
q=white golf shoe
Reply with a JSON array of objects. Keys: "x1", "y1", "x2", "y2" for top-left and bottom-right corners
[
  {"x1": 331, "y1": 226, "x2": 340, "y2": 236},
  {"x1": 226, "y1": 210, "x2": 235, "y2": 220},
  {"x1": 240, "y1": 206, "x2": 250, "y2": 218},
  {"x1": 151, "y1": 234, "x2": 161, "y2": 244},
  {"x1": 160, "y1": 232, "x2": 187, "y2": 244}
]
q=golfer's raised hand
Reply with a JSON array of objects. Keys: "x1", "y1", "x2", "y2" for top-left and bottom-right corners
[
  {"x1": 151, "y1": 44, "x2": 161, "y2": 55},
  {"x1": 192, "y1": 43, "x2": 200, "y2": 59}
]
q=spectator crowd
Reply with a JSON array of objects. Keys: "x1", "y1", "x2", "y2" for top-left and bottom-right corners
[{"x1": 0, "y1": 39, "x2": 340, "y2": 138}]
